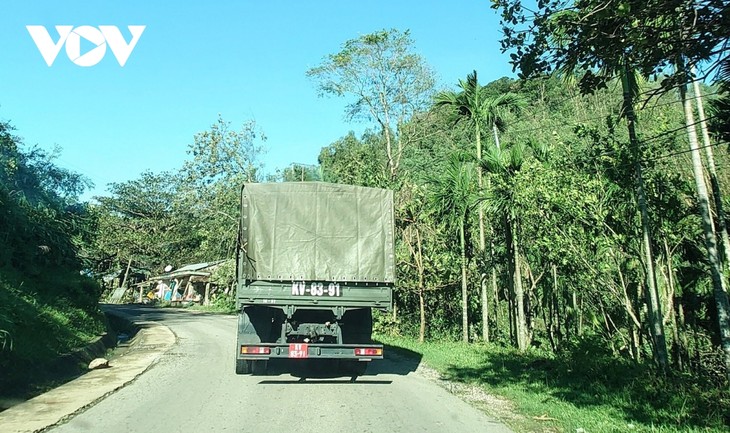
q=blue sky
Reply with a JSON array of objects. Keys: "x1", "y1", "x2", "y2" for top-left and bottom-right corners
[{"x1": 0, "y1": 1, "x2": 514, "y2": 199}]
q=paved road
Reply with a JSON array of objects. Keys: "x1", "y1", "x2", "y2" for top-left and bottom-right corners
[{"x1": 48, "y1": 305, "x2": 512, "y2": 433}]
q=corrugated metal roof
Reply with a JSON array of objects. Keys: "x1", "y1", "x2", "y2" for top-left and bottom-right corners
[{"x1": 172, "y1": 260, "x2": 225, "y2": 273}]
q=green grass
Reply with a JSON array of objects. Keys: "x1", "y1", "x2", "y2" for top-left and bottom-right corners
[
  {"x1": 0, "y1": 270, "x2": 106, "y2": 401},
  {"x1": 377, "y1": 334, "x2": 729, "y2": 433}
]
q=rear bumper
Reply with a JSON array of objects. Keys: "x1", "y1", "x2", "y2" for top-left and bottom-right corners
[{"x1": 237, "y1": 343, "x2": 384, "y2": 360}]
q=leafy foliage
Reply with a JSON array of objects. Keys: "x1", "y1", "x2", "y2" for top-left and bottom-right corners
[
  {"x1": 491, "y1": 0, "x2": 730, "y2": 93},
  {"x1": 307, "y1": 28, "x2": 436, "y2": 179},
  {"x1": 0, "y1": 119, "x2": 104, "y2": 395},
  {"x1": 84, "y1": 115, "x2": 267, "y2": 279}
]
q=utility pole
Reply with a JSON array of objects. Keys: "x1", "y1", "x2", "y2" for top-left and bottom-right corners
[{"x1": 288, "y1": 163, "x2": 319, "y2": 182}]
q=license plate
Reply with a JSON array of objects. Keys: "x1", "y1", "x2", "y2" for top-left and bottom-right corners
[
  {"x1": 291, "y1": 282, "x2": 342, "y2": 297},
  {"x1": 289, "y1": 343, "x2": 308, "y2": 358}
]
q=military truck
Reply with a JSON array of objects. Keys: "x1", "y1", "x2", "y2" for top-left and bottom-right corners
[{"x1": 235, "y1": 182, "x2": 394, "y2": 376}]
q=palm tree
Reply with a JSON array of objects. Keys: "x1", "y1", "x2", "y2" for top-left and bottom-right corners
[
  {"x1": 619, "y1": 63, "x2": 669, "y2": 372},
  {"x1": 434, "y1": 70, "x2": 524, "y2": 342},
  {"x1": 428, "y1": 153, "x2": 477, "y2": 343},
  {"x1": 482, "y1": 142, "x2": 530, "y2": 350},
  {"x1": 680, "y1": 60, "x2": 730, "y2": 380}
]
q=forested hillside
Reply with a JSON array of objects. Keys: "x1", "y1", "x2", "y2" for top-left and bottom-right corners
[{"x1": 0, "y1": 121, "x2": 104, "y2": 393}]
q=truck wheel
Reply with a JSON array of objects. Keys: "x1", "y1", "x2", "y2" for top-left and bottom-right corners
[
  {"x1": 251, "y1": 360, "x2": 268, "y2": 375},
  {"x1": 236, "y1": 359, "x2": 251, "y2": 375},
  {"x1": 341, "y1": 360, "x2": 367, "y2": 377}
]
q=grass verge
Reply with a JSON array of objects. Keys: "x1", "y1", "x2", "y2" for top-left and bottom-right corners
[
  {"x1": 0, "y1": 270, "x2": 106, "y2": 407},
  {"x1": 377, "y1": 334, "x2": 729, "y2": 433}
]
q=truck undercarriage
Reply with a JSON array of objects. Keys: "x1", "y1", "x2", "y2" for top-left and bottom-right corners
[{"x1": 236, "y1": 304, "x2": 382, "y2": 376}]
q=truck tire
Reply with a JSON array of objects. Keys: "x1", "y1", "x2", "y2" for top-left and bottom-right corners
[
  {"x1": 251, "y1": 360, "x2": 268, "y2": 375},
  {"x1": 236, "y1": 307, "x2": 273, "y2": 375},
  {"x1": 236, "y1": 359, "x2": 251, "y2": 375},
  {"x1": 342, "y1": 360, "x2": 368, "y2": 377}
]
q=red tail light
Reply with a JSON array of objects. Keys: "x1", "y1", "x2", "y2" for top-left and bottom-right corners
[
  {"x1": 354, "y1": 348, "x2": 382, "y2": 356},
  {"x1": 240, "y1": 346, "x2": 271, "y2": 355}
]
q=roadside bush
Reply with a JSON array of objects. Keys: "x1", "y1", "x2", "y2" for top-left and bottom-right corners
[
  {"x1": 373, "y1": 309, "x2": 401, "y2": 337},
  {"x1": 208, "y1": 292, "x2": 236, "y2": 313}
]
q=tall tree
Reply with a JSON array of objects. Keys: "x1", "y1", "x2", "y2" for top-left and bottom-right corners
[
  {"x1": 183, "y1": 115, "x2": 266, "y2": 185},
  {"x1": 91, "y1": 171, "x2": 189, "y2": 275},
  {"x1": 491, "y1": 0, "x2": 707, "y2": 371},
  {"x1": 434, "y1": 70, "x2": 523, "y2": 342},
  {"x1": 428, "y1": 153, "x2": 477, "y2": 342},
  {"x1": 307, "y1": 28, "x2": 435, "y2": 181},
  {"x1": 620, "y1": 64, "x2": 669, "y2": 371},
  {"x1": 181, "y1": 115, "x2": 267, "y2": 261},
  {"x1": 482, "y1": 141, "x2": 534, "y2": 350},
  {"x1": 691, "y1": 74, "x2": 730, "y2": 269},
  {"x1": 678, "y1": 77, "x2": 730, "y2": 381}
]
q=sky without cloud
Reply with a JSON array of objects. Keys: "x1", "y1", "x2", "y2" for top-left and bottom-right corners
[{"x1": 0, "y1": 0, "x2": 515, "y2": 199}]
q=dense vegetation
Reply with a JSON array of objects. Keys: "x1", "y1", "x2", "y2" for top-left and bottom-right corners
[
  {"x1": 3, "y1": 3, "x2": 730, "y2": 430},
  {"x1": 0, "y1": 121, "x2": 104, "y2": 396}
]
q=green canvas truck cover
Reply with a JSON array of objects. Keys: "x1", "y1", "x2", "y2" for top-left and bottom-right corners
[{"x1": 240, "y1": 182, "x2": 395, "y2": 283}]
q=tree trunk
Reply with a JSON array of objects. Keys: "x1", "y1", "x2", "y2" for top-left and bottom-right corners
[
  {"x1": 481, "y1": 272, "x2": 489, "y2": 342},
  {"x1": 617, "y1": 257, "x2": 642, "y2": 361},
  {"x1": 679, "y1": 81, "x2": 730, "y2": 382},
  {"x1": 670, "y1": 296, "x2": 682, "y2": 370},
  {"x1": 419, "y1": 287, "x2": 426, "y2": 343},
  {"x1": 662, "y1": 238, "x2": 676, "y2": 327},
  {"x1": 525, "y1": 263, "x2": 543, "y2": 346},
  {"x1": 692, "y1": 72, "x2": 730, "y2": 268},
  {"x1": 505, "y1": 213, "x2": 515, "y2": 345},
  {"x1": 600, "y1": 300, "x2": 618, "y2": 355},
  {"x1": 460, "y1": 220, "x2": 469, "y2": 343},
  {"x1": 492, "y1": 264, "x2": 500, "y2": 339},
  {"x1": 578, "y1": 294, "x2": 584, "y2": 336},
  {"x1": 475, "y1": 123, "x2": 491, "y2": 343},
  {"x1": 489, "y1": 233, "x2": 499, "y2": 340},
  {"x1": 678, "y1": 303, "x2": 689, "y2": 371},
  {"x1": 512, "y1": 217, "x2": 527, "y2": 351},
  {"x1": 622, "y1": 64, "x2": 669, "y2": 372},
  {"x1": 572, "y1": 290, "x2": 578, "y2": 338},
  {"x1": 416, "y1": 226, "x2": 427, "y2": 343},
  {"x1": 120, "y1": 257, "x2": 132, "y2": 289},
  {"x1": 545, "y1": 264, "x2": 557, "y2": 352},
  {"x1": 380, "y1": 101, "x2": 397, "y2": 180},
  {"x1": 552, "y1": 264, "x2": 563, "y2": 350}
]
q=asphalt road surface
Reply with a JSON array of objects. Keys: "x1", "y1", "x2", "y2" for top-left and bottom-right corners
[{"x1": 49, "y1": 305, "x2": 512, "y2": 433}]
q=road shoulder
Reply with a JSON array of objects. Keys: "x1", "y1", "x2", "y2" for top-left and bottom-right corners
[
  {"x1": 0, "y1": 314, "x2": 175, "y2": 433},
  {"x1": 385, "y1": 345, "x2": 529, "y2": 432}
]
